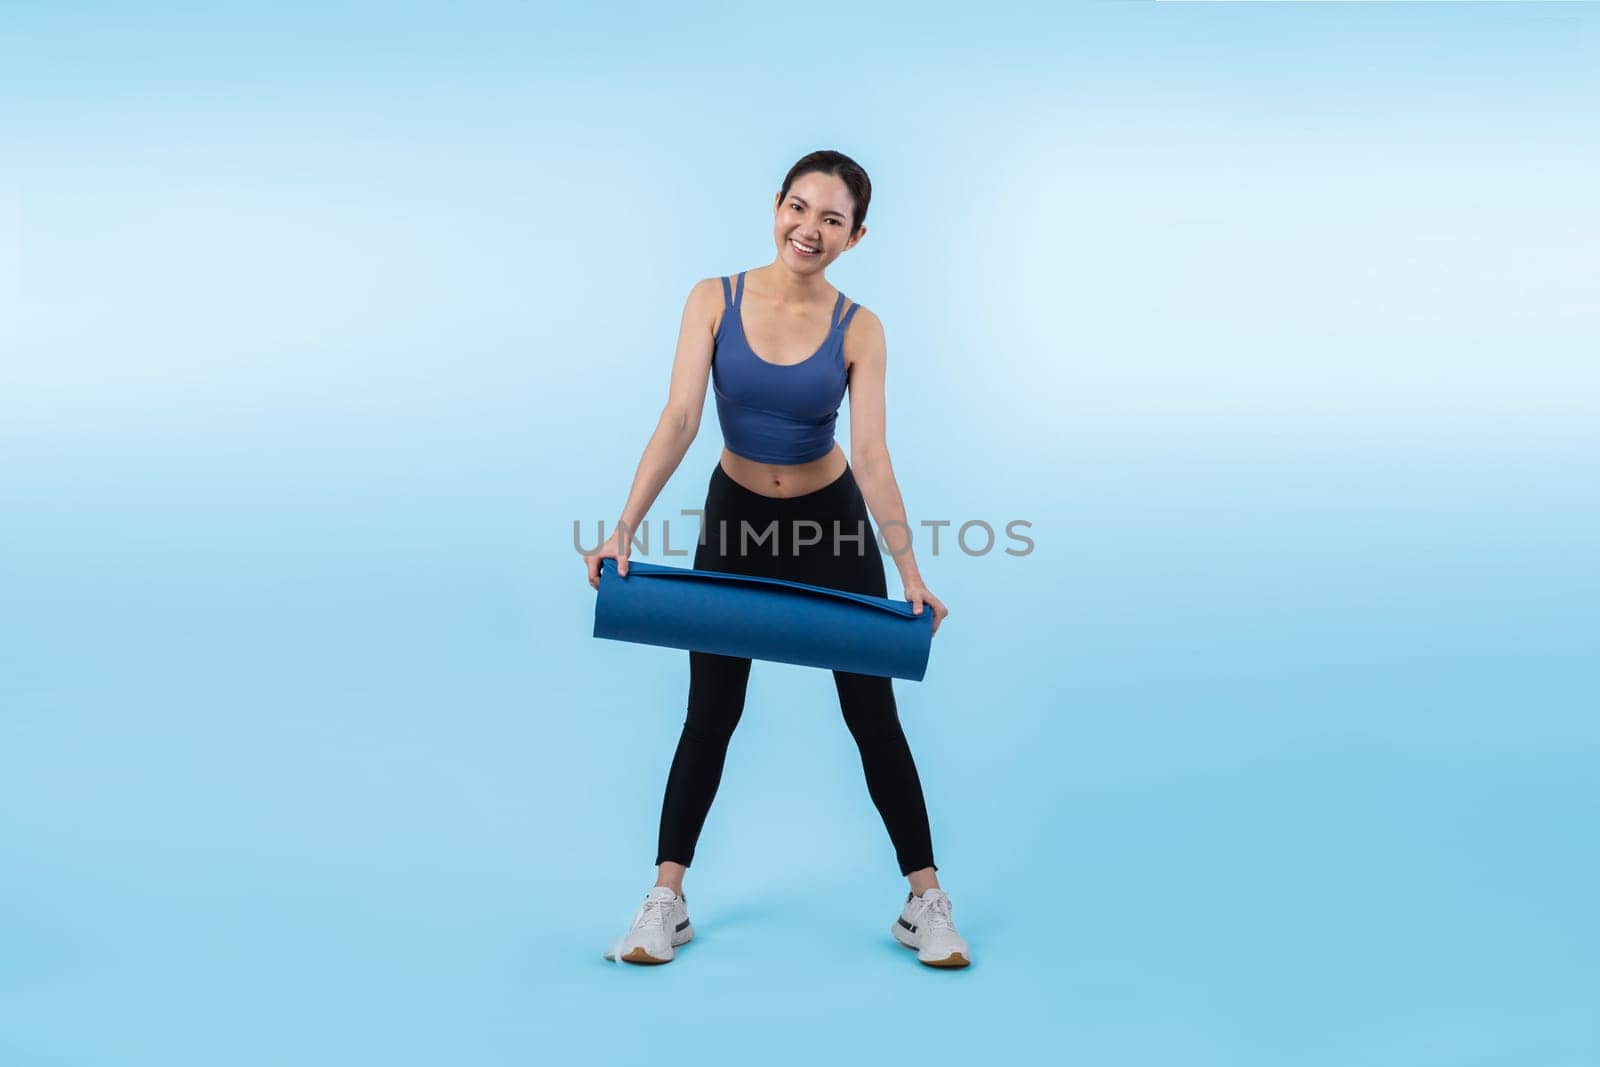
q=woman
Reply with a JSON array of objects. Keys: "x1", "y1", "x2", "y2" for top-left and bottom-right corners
[{"x1": 584, "y1": 151, "x2": 970, "y2": 969}]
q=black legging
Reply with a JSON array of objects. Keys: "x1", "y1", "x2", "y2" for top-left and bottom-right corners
[{"x1": 654, "y1": 460, "x2": 938, "y2": 876}]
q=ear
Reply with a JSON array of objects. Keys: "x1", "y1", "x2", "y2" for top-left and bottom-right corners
[{"x1": 847, "y1": 224, "x2": 867, "y2": 250}]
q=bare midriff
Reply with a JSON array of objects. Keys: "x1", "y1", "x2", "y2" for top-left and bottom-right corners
[{"x1": 719, "y1": 444, "x2": 847, "y2": 499}]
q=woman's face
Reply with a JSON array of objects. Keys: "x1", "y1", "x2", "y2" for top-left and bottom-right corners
[{"x1": 772, "y1": 170, "x2": 863, "y2": 273}]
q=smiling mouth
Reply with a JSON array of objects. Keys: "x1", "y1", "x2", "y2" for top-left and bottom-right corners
[{"x1": 789, "y1": 237, "x2": 820, "y2": 256}]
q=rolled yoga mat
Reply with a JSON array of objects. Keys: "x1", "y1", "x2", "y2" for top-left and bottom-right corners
[{"x1": 592, "y1": 557, "x2": 934, "y2": 681}]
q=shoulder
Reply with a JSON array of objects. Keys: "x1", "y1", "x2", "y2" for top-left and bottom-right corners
[
  {"x1": 843, "y1": 300, "x2": 881, "y2": 331},
  {"x1": 683, "y1": 276, "x2": 728, "y2": 336},
  {"x1": 841, "y1": 301, "x2": 884, "y2": 375},
  {"x1": 842, "y1": 300, "x2": 883, "y2": 346},
  {"x1": 690, "y1": 276, "x2": 726, "y2": 305}
]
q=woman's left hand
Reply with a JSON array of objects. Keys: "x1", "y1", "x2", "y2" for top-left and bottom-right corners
[{"x1": 903, "y1": 583, "x2": 949, "y2": 636}]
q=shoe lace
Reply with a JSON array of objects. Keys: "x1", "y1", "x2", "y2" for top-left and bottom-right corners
[
  {"x1": 918, "y1": 892, "x2": 956, "y2": 933},
  {"x1": 634, "y1": 895, "x2": 672, "y2": 931}
]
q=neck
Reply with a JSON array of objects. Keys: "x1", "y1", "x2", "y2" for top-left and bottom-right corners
[{"x1": 761, "y1": 259, "x2": 830, "y2": 303}]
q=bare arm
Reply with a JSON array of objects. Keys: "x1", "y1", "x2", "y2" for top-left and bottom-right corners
[
  {"x1": 585, "y1": 278, "x2": 719, "y2": 587},
  {"x1": 846, "y1": 308, "x2": 930, "y2": 593}
]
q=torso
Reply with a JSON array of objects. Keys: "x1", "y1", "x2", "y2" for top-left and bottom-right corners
[
  {"x1": 711, "y1": 267, "x2": 855, "y2": 498},
  {"x1": 718, "y1": 444, "x2": 847, "y2": 498}
]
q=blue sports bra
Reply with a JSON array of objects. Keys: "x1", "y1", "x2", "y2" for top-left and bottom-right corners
[{"x1": 711, "y1": 271, "x2": 858, "y2": 465}]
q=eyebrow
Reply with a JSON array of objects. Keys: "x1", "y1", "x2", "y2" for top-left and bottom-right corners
[{"x1": 788, "y1": 194, "x2": 847, "y2": 221}]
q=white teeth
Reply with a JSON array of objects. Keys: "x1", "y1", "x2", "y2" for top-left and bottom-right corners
[{"x1": 790, "y1": 238, "x2": 818, "y2": 254}]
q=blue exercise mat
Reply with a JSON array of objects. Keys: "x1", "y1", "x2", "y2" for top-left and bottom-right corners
[{"x1": 592, "y1": 557, "x2": 934, "y2": 681}]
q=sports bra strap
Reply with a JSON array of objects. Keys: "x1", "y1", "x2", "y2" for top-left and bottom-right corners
[{"x1": 722, "y1": 274, "x2": 856, "y2": 325}]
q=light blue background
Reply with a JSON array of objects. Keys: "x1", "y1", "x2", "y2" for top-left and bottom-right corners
[{"x1": 3, "y1": 2, "x2": 1596, "y2": 1064}]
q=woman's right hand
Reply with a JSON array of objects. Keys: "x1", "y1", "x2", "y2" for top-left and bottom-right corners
[{"x1": 585, "y1": 524, "x2": 632, "y2": 590}]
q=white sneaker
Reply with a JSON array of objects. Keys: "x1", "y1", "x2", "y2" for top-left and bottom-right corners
[
  {"x1": 891, "y1": 887, "x2": 971, "y2": 967},
  {"x1": 602, "y1": 886, "x2": 694, "y2": 964}
]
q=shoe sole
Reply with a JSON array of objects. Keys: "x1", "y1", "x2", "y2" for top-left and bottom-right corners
[
  {"x1": 920, "y1": 951, "x2": 970, "y2": 968},
  {"x1": 892, "y1": 924, "x2": 970, "y2": 967},
  {"x1": 606, "y1": 925, "x2": 694, "y2": 965}
]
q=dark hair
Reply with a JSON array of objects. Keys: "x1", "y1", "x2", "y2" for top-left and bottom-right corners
[{"x1": 778, "y1": 150, "x2": 871, "y2": 235}]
